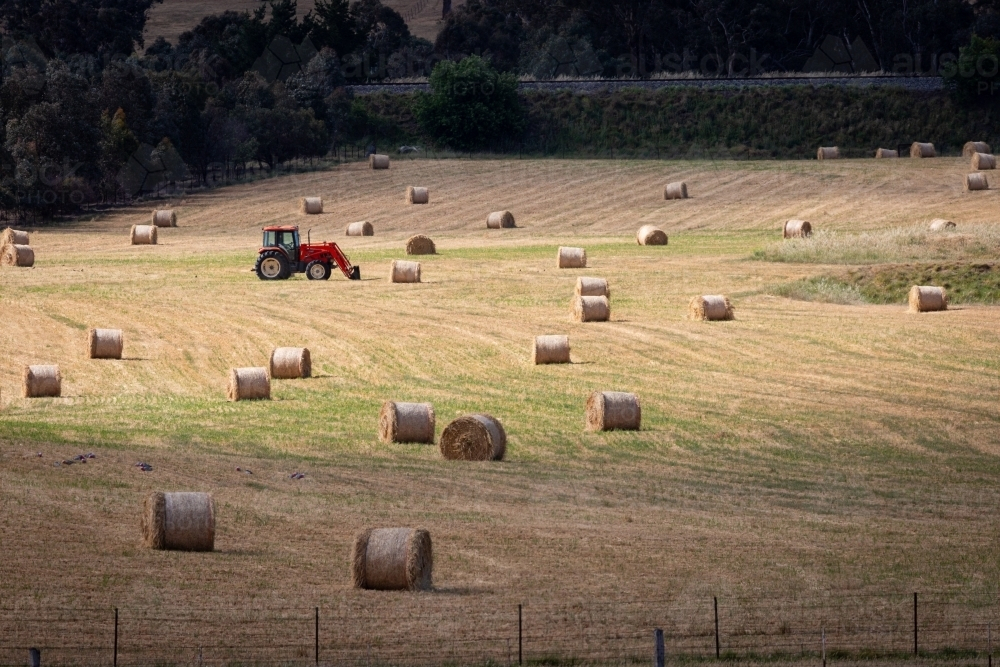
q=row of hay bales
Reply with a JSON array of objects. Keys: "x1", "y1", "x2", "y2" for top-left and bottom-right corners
[
  {"x1": 1, "y1": 227, "x2": 34, "y2": 267},
  {"x1": 820, "y1": 141, "x2": 995, "y2": 160},
  {"x1": 141, "y1": 489, "x2": 432, "y2": 590},
  {"x1": 129, "y1": 208, "x2": 178, "y2": 246}
]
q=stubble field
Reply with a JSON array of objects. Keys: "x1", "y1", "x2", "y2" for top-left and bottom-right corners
[{"x1": 1, "y1": 156, "x2": 998, "y2": 666}]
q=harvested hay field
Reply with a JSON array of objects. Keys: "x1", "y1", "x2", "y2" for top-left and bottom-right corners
[{"x1": 1, "y1": 158, "x2": 1000, "y2": 665}]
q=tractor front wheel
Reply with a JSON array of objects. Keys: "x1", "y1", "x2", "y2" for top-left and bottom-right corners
[
  {"x1": 256, "y1": 250, "x2": 289, "y2": 280},
  {"x1": 305, "y1": 260, "x2": 331, "y2": 281}
]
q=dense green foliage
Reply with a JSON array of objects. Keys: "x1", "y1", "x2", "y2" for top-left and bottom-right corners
[
  {"x1": 354, "y1": 85, "x2": 1000, "y2": 157},
  {"x1": 416, "y1": 56, "x2": 523, "y2": 151}
]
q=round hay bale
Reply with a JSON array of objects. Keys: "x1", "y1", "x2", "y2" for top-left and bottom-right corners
[
  {"x1": 369, "y1": 154, "x2": 390, "y2": 169},
  {"x1": 557, "y1": 247, "x2": 587, "y2": 269},
  {"x1": 346, "y1": 221, "x2": 374, "y2": 236},
  {"x1": 299, "y1": 197, "x2": 323, "y2": 214},
  {"x1": 151, "y1": 209, "x2": 177, "y2": 227},
  {"x1": 963, "y1": 141, "x2": 991, "y2": 157},
  {"x1": 405, "y1": 235, "x2": 436, "y2": 255},
  {"x1": 783, "y1": 219, "x2": 812, "y2": 238},
  {"x1": 966, "y1": 173, "x2": 989, "y2": 191},
  {"x1": 573, "y1": 295, "x2": 610, "y2": 322},
  {"x1": 929, "y1": 218, "x2": 956, "y2": 231},
  {"x1": 532, "y1": 335, "x2": 570, "y2": 365},
  {"x1": 378, "y1": 401, "x2": 435, "y2": 444},
  {"x1": 270, "y1": 347, "x2": 311, "y2": 379},
  {"x1": 351, "y1": 527, "x2": 432, "y2": 591},
  {"x1": 439, "y1": 414, "x2": 506, "y2": 461},
  {"x1": 972, "y1": 153, "x2": 996, "y2": 170},
  {"x1": 406, "y1": 186, "x2": 429, "y2": 204},
  {"x1": 142, "y1": 491, "x2": 215, "y2": 552},
  {"x1": 1, "y1": 227, "x2": 29, "y2": 247},
  {"x1": 875, "y1": 148, "x2": 898, "y2": 158},
  {"x1": 664, "y1": 182, "x2": 688, "y2": 200},
  {"x1": 636, "y1": 225, "x2": 668, "y2": 245},
  {"x1": 130, "y1": 224, "x2": 157, "y2": 245},
  {"x1": 817, "y1": 146, "x2": 840, "y2": 160},
  {"x1": 88, "y1": 328, "x2": 123, "y2": 360},
  {"x1": 908, "y1": 285, "x2": 948, "y2": 312},
  {"x1": 390, "y1": 259, "x2": 421, "y2": 283},
  {"x1": 227, "y1": 367, "x2": 271, "y2": 401},
  {"x1": 487, "y1": 211, "x2": 516, "y2": 229},
  {"x1": 910, "y1": 142, "x2": 936, "y2": 158},
  {"x1": 585, "y1": 391, "x2": 641, "y2": 431},
  {"x1": 689, "y1": 295, "x2": 734, "y2": 321},
  {"x1": 575, "y1": 276, "x2": 609, "y2": 298},
  {"x1": 22, "y1": 365, "x2": 61, "y2": 398},
  {"x1": 2, "y1": 244, "x2": 34, "y2": 267}
]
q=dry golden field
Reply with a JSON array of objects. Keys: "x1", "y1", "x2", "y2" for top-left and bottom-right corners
[
  {"x1": 1, "y1": 157, "x2": 999, "y2": 665},
  {"x1": 144, "y1": 0, "x2": 461, "y2": 45}
]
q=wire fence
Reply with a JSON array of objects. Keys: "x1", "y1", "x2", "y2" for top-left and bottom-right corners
[{"x1": 0, "y1": 592, "x2": 997, "y2": 666}]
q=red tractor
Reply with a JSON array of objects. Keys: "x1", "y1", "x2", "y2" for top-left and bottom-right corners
[{"x1": 254, "y1": 226, "x2": 360, "y2": 281}]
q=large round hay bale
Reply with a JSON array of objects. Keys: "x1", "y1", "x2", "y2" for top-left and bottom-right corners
[
  {"x1": 439, "y1": 414, "x2": 506, "y2": 461},
  {"x1": 299, "y1": 197, "x2": 323, "y2": 214},
  {"x1": 573, "y1": 295, "x2": 610, "y2": 322},
  {"x1": 390, "y1": 259, "x2": 421, "y2": 283},
  {"x1": 908, "y1": 285, "x2": 947, "y2": 312},
  {"x1": 817, "y1": 146, "x2": 840, "y2": 160},
  {"x1": 351, "y1": 527, "x2": 432, "y2": 591},
  {"x1": 532, "y1": 335, "x2": 570, "y2": 364},
  {"x1": 130, "y1": 224, "x2": 157, "y2": 245},
  {"x1": 929, "y1": 218, "x2": 956, "y2": 231},
  {"x1": 585, "y1": 391, "x2": 641, "y2": 431},
  {"x1": 636, "y1": 225, "x2": 668, "y2": 245},
  {"x1": 346, "y1": 221, "x2": 374, "y2": 236},
  {"x1": 487, "y1": 211, "x2": 516, "y2": 229},
  {"x1": 557, "y1": 247, "x2": 586, "y2": 269},
  {"x1": 369, "y1": 154, "x2": 390, "y2": 169},
  {"x1": 966, "y1": 173, "x2": 989, "y2": 191},
  {"x1": 88, "y1": 328, "x2": 123, "y2": 360},
  {"x1": 405, "y1": 235, "x2": 436, "y2": 255},
  {"x1": 378, "y1": 401, "x2": 435, "y2": 444},
  {"x1": 910, "y1": 142, "x2": 936, "y2": 158},
  {"x1": 875, "y1": 148, "x2": 898, "y2": 158},
  {"x1": 0, "y1": 227, "x2": 29, "y2": 247},
  {"x1": 2, "y1": 244, "x2": 34, "y2": 267},
  {"x1": 963, "y1": 141, "x2": 991, "y2": 157},
  {"x1": 664, "y1": 182, "x2": 688, "y2": 200},
  {"x1": 575, "y1": 277, "x2": 609, "y2": 298},
  {"x1": 22, "y1": 365, "x2": 61, "y2": 398},
  {"x1": 972, "y1": 153, "x2": 996, "y2": 170},
  {"x1": 783, "y1": 219, "x2": 812, "y2": 238},
  {"x1": 142, "y1": 491, "x2": 215, "y2": 552},
  {"x1": 270, "y1": 347, "x2": 311, "y2": 379},
  {"x1": 406, "y1": 186, "x2": 429, "y2": 204},
  {"x1": 151, "y1": 210, "x2": 177, "y2": 227},
  {"x1": 227, "y1": 367, "x2": 271, "y2": 401},
  {"x1": 689, "y1": 295, "x2": 733, "y2": 321}
]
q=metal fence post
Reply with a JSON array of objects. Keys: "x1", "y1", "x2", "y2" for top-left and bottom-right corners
[
  {"x1": 822, "y1": 628, "x2": 826, "y2": 667},
  {"x1": 714, "y1": 596, "x2": 720, "y2": 658},
  {"x1": 113, "y1": 607, "x2": 118, "y2": 667},
  {"x1": 654, "y1": 628, "x2": 665, "y2": 667}
]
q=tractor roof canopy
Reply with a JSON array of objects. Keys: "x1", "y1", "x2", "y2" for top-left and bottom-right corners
[{"x1": 262, "y1": 225, "x2": 299, "y2": 232}]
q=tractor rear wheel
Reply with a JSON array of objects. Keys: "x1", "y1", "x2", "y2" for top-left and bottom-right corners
[
  {"x1": 256, "y1": 250, "x2": 289, "y2": 280},
  {"x1": 305, "y1": 260, "x2": 331, "y2": 281}
]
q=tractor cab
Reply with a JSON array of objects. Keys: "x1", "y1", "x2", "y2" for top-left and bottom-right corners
[
  {"x1": 255, "y1": 225, "x2": 360, "y2": 281},
  {"x1": 263, "y1": 227, "x2": 300, "y2": 261}
]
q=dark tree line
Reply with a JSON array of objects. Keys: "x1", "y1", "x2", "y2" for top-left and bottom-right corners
[
  {"x1": 3, "y1": 0, "x2": 1000, "y2": 220},
  {"x1": 437, "y1": 0, "x2": 1000, "y2": 77}
]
